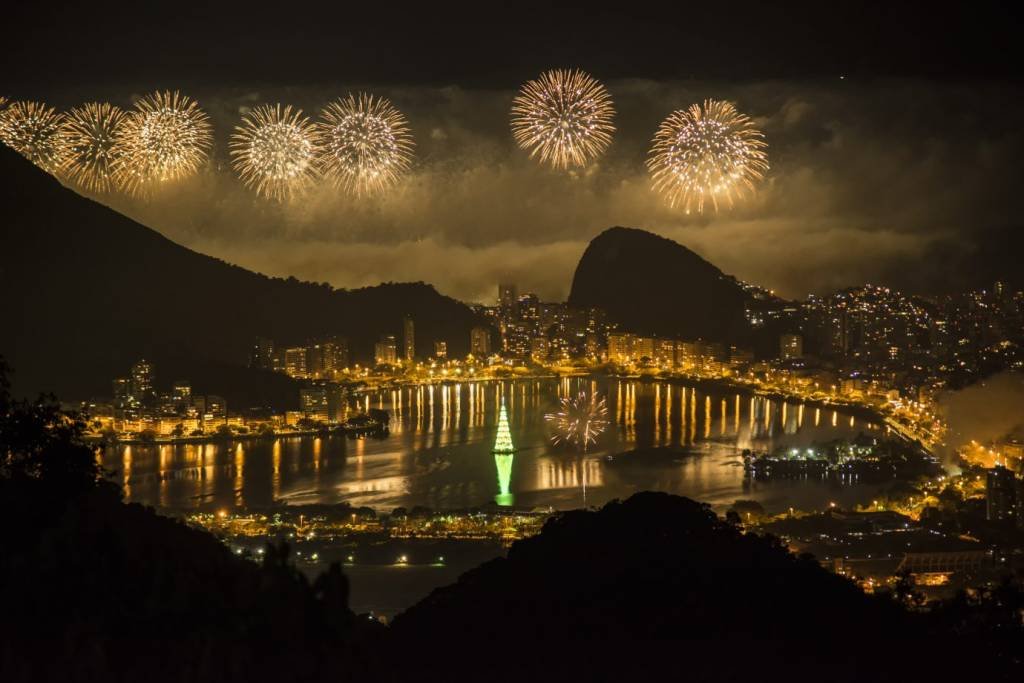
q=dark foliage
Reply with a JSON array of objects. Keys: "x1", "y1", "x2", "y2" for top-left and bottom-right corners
[
  {"x1": 0, "y1": 359, "x2": 382, "y2": 682},
  {"x1": 0, "y1": 147, "x2": 485, "y2": 407},
  {"x1": 391, "y1": 491, "x2": 1010, "y2": 681}
]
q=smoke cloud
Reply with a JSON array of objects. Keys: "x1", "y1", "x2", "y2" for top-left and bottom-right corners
[
  {"x1": 939, "y1": 373, "x2": 1024, "y2": 466},
  {"x1": 60, "y1": 78, "x2": 1023, "y2": 304}
]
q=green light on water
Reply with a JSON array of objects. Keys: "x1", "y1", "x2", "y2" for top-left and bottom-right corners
[{"x1": 495, "y1": 452, "x2": 514, "y2": 507}]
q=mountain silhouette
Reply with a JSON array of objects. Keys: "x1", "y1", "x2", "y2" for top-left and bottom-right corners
[
  {"x1": 568, "y1": 226, "x2": 751, "y2": 343},
  {"x1": 390, "y1": 491, "x2": 989, "y2": 681},
  {"x1": 0, "y1": 148, "x2": 484, "y2": 405}
]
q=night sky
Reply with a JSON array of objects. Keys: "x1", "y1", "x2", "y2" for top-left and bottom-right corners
[{"x1": 4, "y1": 2, "x2": 1021, "y2": 302}]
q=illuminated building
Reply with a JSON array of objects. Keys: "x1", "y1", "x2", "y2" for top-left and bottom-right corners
[
  {"x1": 780, "y1": 334, "x2": 804, "y2": 361},
  {"x1": 112, "y1": 377, "x2": 130, "y2": 403},
  {"x1": 171, "y1": 381, "x2": 192, "y2": 412},
  {"x1": 530, "y1": 337, "x2": 549, "y2": 363},
  {"x1": 206, "y1": 395, "x2": 227, "y2": 419},
  {"x1": 986, "y1": 465, "x2": 1019, "y2": 522},
  {"x1": 284, "y1": 347, "x2": 308, "y2": 378},
  {"x1": 434, "y1": 341, "x2": 448, "y2": 359},
  {"x1": 729, "y1": 346, "x2": 754, "y2": 369},
  {"x1": 171, "y1": 381, "x2": 191, "y2": 399},
  {"x1": 654, "y1": 338, "x2": 677, "y2": 366},
  {"x1": 608, "y1": 333, "x2": 637, "y2": 363},
  {"x1": 375, "y1": 335, "x2": 398, "y2": 366},
  {"x1": 635, "y1": 336, "x2": 655, "y2": 362},
  {"x1": 403, "y1": 316, "x2": 415, "y2": 362},
  {"x1": 306, "y1": 344, "x2": 324, "y2": 377},
  {"x1": 299, "y1": 386, "x2": 333, "y2": 422},
  {"x1": 315, "y1": 337, "x2": 349, "y2": 374},
  {"x1": 130, "y1": 359, "x2": 154, "y2": 403},
  {"x1": 470, "y1": 326, "x2": 491, "y2": 357}
]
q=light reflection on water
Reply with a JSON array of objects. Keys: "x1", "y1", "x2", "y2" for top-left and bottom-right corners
[{"x1": 102, "y1": 377, "x2": 887, "y2": 514}]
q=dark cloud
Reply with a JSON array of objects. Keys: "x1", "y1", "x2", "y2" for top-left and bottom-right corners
[{"x1": 45, "y1": 78, "x2": 1024, "y2": 303}]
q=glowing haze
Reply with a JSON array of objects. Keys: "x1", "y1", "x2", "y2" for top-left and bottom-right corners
[{"x1": 13, "y1": 78, "x2": 1023, "y2": 304}]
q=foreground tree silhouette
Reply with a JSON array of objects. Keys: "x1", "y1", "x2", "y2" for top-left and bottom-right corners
[{"x1": 0, "y1": 358, "x2": 380, "y2": 683}]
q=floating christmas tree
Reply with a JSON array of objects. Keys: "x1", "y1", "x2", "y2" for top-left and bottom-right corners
[{"x1": 493, "y1": 399, "x2": 515, "y2": 454}]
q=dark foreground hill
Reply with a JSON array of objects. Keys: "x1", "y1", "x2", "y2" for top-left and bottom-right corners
[
  {"x1": 0, "y1": 361, "x2": 383, "y2": 683},
  {"x1": 0, "y1": 147, "x2": 483, "y2": 405},
  {"x1": 568, "y1": 226, "x2": 751, "y2": 343},
  {"x1": 391, "y1": 491, "x2": 1003, "y2": 681}
]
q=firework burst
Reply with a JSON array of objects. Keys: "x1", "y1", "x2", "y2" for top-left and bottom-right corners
[
  {"x1": 316, "y1": 94, "x2": 414, "y2": 196},
  {"x1": 230, "y1": 104, "x2": 319, "y2": 201},
  {"x1": 510, "y1": 69, "x2": 615, "y2": 169},
  {"x1": 114, "y1": 90, "x2": 213, "y2": 195},
  {"x1": 647, "y1": 99, "x2": 768, "y2": 213},
  {"x1": 61, "y1": 102, "x2": 128, "y2": 193},
  {"x1": 0, "y1": 101, "x2": 68, "y2": 173},
  {"x1": 545, "y1": 391, "x2": 610, "y2": 451}
]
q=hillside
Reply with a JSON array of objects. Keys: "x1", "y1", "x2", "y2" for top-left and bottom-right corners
[
  {"x1": 390, "y1": 492, "x2": 990, "y2": 680},
  {"x1": 568, "y1": 227, "x2": 751, "y2": 343},
  {"x1": 0, "y1": 147, "x2": 484, "y2": 404}
]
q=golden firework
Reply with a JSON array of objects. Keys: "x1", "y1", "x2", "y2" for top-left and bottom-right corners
[
  {"x1": 61, "y1": 102, "x2": 128, "y2": 193},
  {"x1": 647, "y1": 99, "x2": 768, "y2": 213},
  {"x1": 545, "y1": 391, "x2": 610, "y2": 451},
  {"x1": 0, "y1": 96, "x2": 8, "y2": 144},
  {"x1": 114, "y1": 90, "x2": 213, "y2": 195},
  {"x1": 510, "y1": 69, "x2": 615, "y2": 169},
  {"x1": 316, "y1": 93, "x2": 414, "y2": 196},
  {"x1": 0, "y1": 100, "x2": 68, "y2": 173},
  {"x1": 230, "y1": 104, "x2": 319, "y2": 201}
]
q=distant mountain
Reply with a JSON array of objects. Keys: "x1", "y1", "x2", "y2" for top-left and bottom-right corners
[
  {"x1": 568, "y1": 227, "x2": 751, "y2": 343},
  {"x1": 0, "y1": 148, "x2": 484, "y2": 406}
]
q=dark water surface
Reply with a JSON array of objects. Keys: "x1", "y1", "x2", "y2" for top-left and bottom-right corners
[{"x1": 104, "y1": 377, "x2": 890, "y2": 514}]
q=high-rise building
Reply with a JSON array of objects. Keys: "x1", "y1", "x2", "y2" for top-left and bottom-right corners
[
  {"x1": 986, "y1": 465, "x2": 1019, "y2": 522},
  {"x1": 130, "y1": 359, "x2": 154, "y2": 404},
  {"x1": 375, "y1": 335, "x2": 398, "y2": 366},
  {"x1": 530, "y1": 337, "x2": 550, "y2": 363},
  {"x1": 300, "y1": 387, "x2": 330, "y2": 422},
  {"x1": 314, "y1": 336, "x2": 349, "y2": 374},
  {"x1": 112, "y1": 377, "x2": 131, "y2": 403},
  {"x1": 300, "y1": 384, "x2": 346, "y2": 423},
  {"x1": 498, "y1": 283, "x2": 518, "y2": 312},
  {"x1": 206, "y1": 395, "x2": 227, "y2": 419},
  {"x1": 654, "y1": 339, "x2": 677, "y2": 366},
  {"x1": 250, "y1": 337, "x2": 274, "y2": 369},
  {"x1": 607, "y1": 333, "x2": 637, "y2": 363},
  {"x1": 434, "y1": 341, "x2": 448, "y2": 359},
  {"x1": 403, "y1": 316, "x2": 415, "y2": 362},
  {"x1": 635, "y1": 337, "x2": 656, "y2": 362},
  {"x1": 306, "y1": 344, "x2": 324, "y2": 377},
  {"x1": 171, "y1": 381, "x2": 191, "y2": 408},
  {"x1": 284, "y1": 347, "x2": 308, "y2": 378},
  {"x1": 470, "y1": 326, "x2": 491, "y2": 357},
  {"x1": 780, "y1": 334, "x2": 804, "y2": 361}
]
